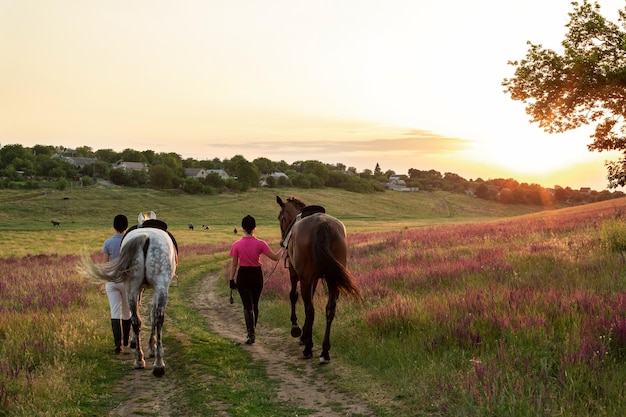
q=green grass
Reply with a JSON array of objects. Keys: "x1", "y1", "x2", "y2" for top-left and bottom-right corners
[
  {"x1": 0, "y1": 186, "x2": 544, "y2": 257},
  {"x1": 3, "y1": 186, "x2": 618, "y2": 416}
]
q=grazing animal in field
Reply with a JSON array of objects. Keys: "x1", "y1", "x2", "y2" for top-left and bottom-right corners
[
  {"x1": 276, "y1": 196, "x2": 361, "y2": 364},
  {"x1": 188, "y1": 223, "x2": 194, "y2": 230},
  {"x1": 51, "y1": 220, "x2": 60, "y2": 227},
  {"x1": 202, "y1": 224, "x2": 210, "y2": 231},
  {"x1": 82, "y1": 214, "x2": 177, "y2": 377}
]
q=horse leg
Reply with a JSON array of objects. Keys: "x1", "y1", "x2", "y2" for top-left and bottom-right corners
[
  {"x1": 320, "y1": 287, "x2": 338, "y2": 364},
  {"x1": 151, "y1": 289, "x2": 168, "y2": 377},
  {"x1": 300, "y1": 280, "x2": 316, "y2": 359},
  {"x1": 129, "y1": 288, "x2": 143, "y2": 349},
  {"x1": 288, "y1": 267, "x2": 302, "y2": 338},
  {"x1": 128, "y1": 289, "x2": 145, "y2": 370},
  {"x1": 148, "y1": 308, "x2": 156, "y2": 359}
]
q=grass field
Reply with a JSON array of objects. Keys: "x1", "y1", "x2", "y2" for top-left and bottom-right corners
[
  {"x1": 0, "y1": 185, "x2": 545, "y2": 257},
  {"x1": 3, "y1": 186, "x2": 626, "y2": 416}
]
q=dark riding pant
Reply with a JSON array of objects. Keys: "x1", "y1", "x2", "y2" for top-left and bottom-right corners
[{"x1": 236, "y1": 266, "x2": 264, "y2": 324}]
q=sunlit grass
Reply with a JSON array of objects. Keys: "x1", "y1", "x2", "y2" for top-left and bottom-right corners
[
  {"x1": 261, "y1": 197, "x2": 626, "y2": 415},
  {"x1": 4, "y1": 189, "x2": 626, "y2": 415}
]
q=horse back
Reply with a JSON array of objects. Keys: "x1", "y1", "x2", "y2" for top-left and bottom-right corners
[
  {"x1": 122, "y1": 228, "x2": 177, "y2": 287},
  {"x1": 291, "y1": 213, "x2": 348, "y2": 273}
]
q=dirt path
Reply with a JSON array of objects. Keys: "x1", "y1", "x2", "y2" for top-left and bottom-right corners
[{"x1": 108, "y1": 273, "x2": 376, "y2": 416}]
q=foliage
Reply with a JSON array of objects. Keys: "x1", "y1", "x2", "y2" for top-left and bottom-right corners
[
  {"x1": 503, "y1": 1, "x2": 626, "y2": 187},
  {"x1": 261, "y1": 198, "x2": 626, "y2": 415},
  {"x1": 1, "y1": 143, "x2": 625, "y2": 202},
  {"x1": 599, "y1": 216, "x2": 626, "y2": 256},
  {"x1": 149, "y1": 164, "x2": 175, "y2": 189},
  {"x1": 0, "y1": 247, "x2": 331, "y2": 417},
  {"x1": 4, "y1": 188, "x2": 626, "y2": 415}
]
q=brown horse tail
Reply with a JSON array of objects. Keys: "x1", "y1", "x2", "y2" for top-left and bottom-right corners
[{"x1": 314, "y1": 223, "x2": 361, "y2": 299}]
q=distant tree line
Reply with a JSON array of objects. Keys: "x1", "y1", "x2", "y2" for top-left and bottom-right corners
[{"x1": 0, "y1": 143, "x2": 623, "y2": 206}]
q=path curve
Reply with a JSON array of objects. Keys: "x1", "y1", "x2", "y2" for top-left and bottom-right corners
[{"x1": 108, "y1": 273, "x2": 376, "y2": 416}]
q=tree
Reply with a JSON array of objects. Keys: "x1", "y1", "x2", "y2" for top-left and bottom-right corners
[
  {"x1": 253, "y1": 157, "x2": 274, "y2": 174},
  {"x1": 94, "y1": 148, "x2": 120, "y2": 163},
  {"x1": 120, "y1": 148, "x2": 146, "y2": 163},
  {"x1": 75, "y1": 146, "x2": 94, "y2": 157},
  {"x1": 503, "y1": 1, "x2": 626, "y2": 187},
  {"x1": 442, "y1": 172, "x2": 468, "y2": 192},
  {"x1": 150, "y1": 165, "x2": 174, "y2": 189},
  {"x1": 302, "y1": 160, "x2": 330, "y2": 184},
  {"x1": 374, "y1": 163, "x2": 382, "y2": 176},
  {"x1": 181, "y1": 178, "x2": 203, "y2": 194},
  {"x1": 264, "y1": 175, "x2": 277, "y2": 188},
  {"x1": 32, "y1": 144, "x2": 55, "y2": 157},
  {"x1": 108, "y1": 168, "x2": 127, "y2": 186},
  {"x1": 230, "y1": 155, "x2": 260, "y2": 190},
  {"x1": 0, "y1": 144, "x2": 31, "y2": 167}
]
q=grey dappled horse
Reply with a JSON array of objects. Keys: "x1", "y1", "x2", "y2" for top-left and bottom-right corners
[{"x1": 83, "y1": 225, "x2": 177, "y2": 377}]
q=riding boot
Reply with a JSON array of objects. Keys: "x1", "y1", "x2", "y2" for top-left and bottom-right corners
[
  {"x1": 122, "y1": 319, "x2": 132, "y2": 347},
  {"x1": 111, "y1": 319, "x2": 122, "y2": 354},
  {"x1": 253, "y1": 306, "x2": 259, "y2": 328},
  {"x1": 244, "y1": 310, "x2": 255, "y2": 345}
]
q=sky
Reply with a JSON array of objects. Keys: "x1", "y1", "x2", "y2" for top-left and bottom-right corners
[{"x1": 1, "y1": 0, "x2": 625, "y2": 191}]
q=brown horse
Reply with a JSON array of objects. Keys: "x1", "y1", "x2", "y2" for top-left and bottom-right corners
[{"x1": 276, "y1": 196, "x2": 360, "y2": 363}]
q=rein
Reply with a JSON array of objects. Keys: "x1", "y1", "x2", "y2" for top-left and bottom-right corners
[
  {"x1": 280, "y1": 214, "x2": 301, "y2": 248},
  {"x1": 264, "y1": 251, "x2": 285, "y2": 284}
]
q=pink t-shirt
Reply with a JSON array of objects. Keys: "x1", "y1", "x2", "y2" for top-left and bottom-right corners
[{"x1": 229, "y1": 236, "x2": 272, "y2": 267}]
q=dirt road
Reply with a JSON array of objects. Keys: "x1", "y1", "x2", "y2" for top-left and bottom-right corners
[{"x1": 108, "y1": 273, "x2": 376, "y2": 416}]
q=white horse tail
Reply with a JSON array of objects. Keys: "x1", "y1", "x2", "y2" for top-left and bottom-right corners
[{"x1": 81, "y1": 234, "x2": 149, "y2": 284}]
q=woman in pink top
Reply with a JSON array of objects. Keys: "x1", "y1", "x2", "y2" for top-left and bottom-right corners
[{"x1": 229, "y1": 215, "x2": 282, "y2": 344}]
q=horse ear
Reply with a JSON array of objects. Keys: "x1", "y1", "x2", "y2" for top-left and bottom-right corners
[
  {"x1": 138, "y1": 213, "x2": 145, "y2": 224},
  {"x1": 276, "y1": 196, "x2": 284, "y2": 207},
  {"x1": 150, "y1": 211, "x2": 157, "y2": 219}
]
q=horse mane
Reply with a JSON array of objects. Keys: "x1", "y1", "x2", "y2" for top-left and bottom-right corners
[{"x1": 286, "y1": 197, "x2": 307, "y2": 211}]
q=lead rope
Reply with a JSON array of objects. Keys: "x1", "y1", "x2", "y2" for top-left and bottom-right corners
[{"x1": 264, "y1": 249, "x2": 287, "y2": 284}]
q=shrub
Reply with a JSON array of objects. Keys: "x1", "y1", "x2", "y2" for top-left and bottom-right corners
[{"x1": 600, "y1": 218, "x2": 626, "y2": 257}]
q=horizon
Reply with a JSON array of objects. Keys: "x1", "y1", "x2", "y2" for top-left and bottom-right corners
[{"x1": 4, "y1": 141, "x2": 612, "y2": 192}]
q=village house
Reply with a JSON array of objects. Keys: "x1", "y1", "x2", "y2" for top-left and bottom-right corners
[
  {"x1": 205, "y1": 169, "x2": 230, "y2": 179},
  {"x1": 184, "y1": 168, "x2": 208, "y2": 179},
  {"x1": 259, "y1": 172, "x2": 288, "y2": 186},
  {"x1": 112, "y1": 161, "x2": 148, "y2": 171},
  {"x1": 67, "y1": 157, "x2": 97, "y2": 168},
  {"x1": 386, "y1": 175, "x2": 418, "y2": 192}
]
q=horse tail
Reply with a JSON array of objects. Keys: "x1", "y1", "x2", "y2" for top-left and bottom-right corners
[
  {"x1": 80, "y1": 234, "x2": 149, "y2": 284},
  {"x1": 314, "y1": 222, "x2": 361, "y2": 299}
]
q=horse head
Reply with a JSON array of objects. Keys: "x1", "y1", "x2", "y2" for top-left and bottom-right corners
[
  {"x1": 137, "y1": 211, "x2": 157, "y2": 225},
  {"x1": 276, "y1": 196, "x2": 306, "y2": 236}
]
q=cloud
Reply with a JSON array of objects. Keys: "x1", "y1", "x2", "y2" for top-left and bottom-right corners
[{"x1": 208, "y1": 129, "x2": 472, "y2": 160}]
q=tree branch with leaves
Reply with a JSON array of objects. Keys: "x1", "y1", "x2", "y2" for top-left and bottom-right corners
[{"x1": 503, "y1": 1, "x2": 626, "y2": 187}]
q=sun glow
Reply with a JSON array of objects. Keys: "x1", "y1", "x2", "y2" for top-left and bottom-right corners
[{"x1": 1, "y1": 0, "x2": 625, "y2": 191}]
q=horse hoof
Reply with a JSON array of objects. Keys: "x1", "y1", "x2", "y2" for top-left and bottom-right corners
[
  {"x1": 130, "y1": 341, "x2": 136, "y2": 349},
  {"x1": 302, "y1": 351, "x2": 313, "y2": 359},
  {"x1": 291, "y1": 326, "x2": 302, "y2": 338},
  {"x1": 134, "y1": 362, "x2": 146, "y2": 370},
  {"x1": 153, "y1": 367, "x2": 165, "y2": 377},
  {"x1": 319, "y1": 356, "x2": 331, "y2": 365}
]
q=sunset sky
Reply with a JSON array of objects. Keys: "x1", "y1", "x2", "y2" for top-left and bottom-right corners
[{"x1": 1, "y1": 0, "x2": 625, "y2": 190}]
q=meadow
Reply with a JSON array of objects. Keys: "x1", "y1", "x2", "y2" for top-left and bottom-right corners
[{"x1": 2, "y1": 186, "x2": 626, "y2": 416}]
